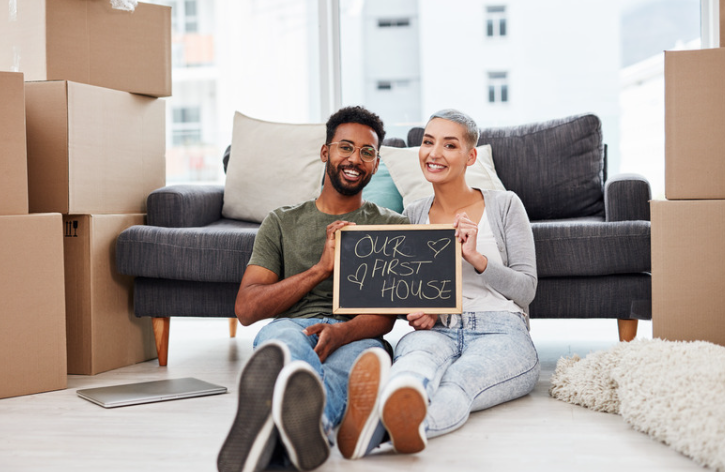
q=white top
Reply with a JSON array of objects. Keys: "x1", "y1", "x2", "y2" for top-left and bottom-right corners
[{"x1": 431, "y1": 210, "x2": 524, "y2": 314}]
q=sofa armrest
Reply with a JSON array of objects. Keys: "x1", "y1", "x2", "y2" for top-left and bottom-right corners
[
  {"x1": 147, "y1": 184, "x2": 225, "y2": 228},
  {"x1": 604, "y1": 174, "x2": 651, "y2": 222}
]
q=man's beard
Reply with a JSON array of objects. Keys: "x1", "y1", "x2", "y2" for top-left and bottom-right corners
[{"x1": 326, "y1": 161, "x2": 372, "y2": 196}]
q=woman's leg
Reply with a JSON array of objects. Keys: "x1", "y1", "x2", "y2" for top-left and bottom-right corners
[
  {"x1": 425, "y1": 312, "x2": 540, "y2": 438},
  {"x1": 387, "y1": 327, "x2": 459, "y2": 401}
]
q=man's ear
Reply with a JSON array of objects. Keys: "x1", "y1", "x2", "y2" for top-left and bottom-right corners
[
  {"x1": 320, "y1": 143, "x2": 329, "y2": 162},
  {"x1": 372, "y1": 157, "x2": 380, "y2": 174}
]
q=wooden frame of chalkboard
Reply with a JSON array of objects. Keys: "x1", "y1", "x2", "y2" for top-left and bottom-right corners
[{"x1": 333, "y1": 225, "x2": 462, "y2": 314}]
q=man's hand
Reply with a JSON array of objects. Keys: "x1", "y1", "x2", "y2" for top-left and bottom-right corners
[
  {"x1": 315, "y1": 220, "x2": 356, "y2": 276},
  {"x1": 407, "y1": 312, "x2": 438, "y2": 330},
  {"x1": 303, "y1": 323, "x2": 346, "y2": 363}
]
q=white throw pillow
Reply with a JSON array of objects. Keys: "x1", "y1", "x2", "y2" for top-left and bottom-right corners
[
  {"x1": 222, "y1": 112, "x2": 326, "y2": 223},
  {"x1": 380, "y1": 144, "x2": 506, "y2": 208}
]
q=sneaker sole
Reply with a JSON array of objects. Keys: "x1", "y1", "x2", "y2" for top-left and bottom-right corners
[
  {"x1": 274, "y1": 363, "x2": 330, "y2": 471},
  {"x1": 337, "y1": 349, "x2": 389, "y2": 460},
  {"x1": 217, "y1": 341, "x2": 288, "y2": 472},
  {"x1": 381, "y1": 386, "x2": 427, "y2": 454}
]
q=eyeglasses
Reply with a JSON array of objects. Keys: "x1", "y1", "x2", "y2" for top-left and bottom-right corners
[{"x1": 327, "y1": 142, "x2": 379, "y2": 162}]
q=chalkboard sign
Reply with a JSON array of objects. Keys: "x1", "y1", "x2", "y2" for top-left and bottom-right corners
[{"x1": 333, "y1": 225, "x2": 462, "y2": 314}]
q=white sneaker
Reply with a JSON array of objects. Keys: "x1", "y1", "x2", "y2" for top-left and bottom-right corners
[
  {"x1": 217, "y1": 340, "x2": 289, "y2": 472},
  {"x1": 272, "y1": 361, "x2": 330, "y2": 471},
  {"x1": 380, "y1": 375, "x2": 428, "y2": 454},
  {"x1": 337, "y1": 348, "x2": 391, "y2": 460}
]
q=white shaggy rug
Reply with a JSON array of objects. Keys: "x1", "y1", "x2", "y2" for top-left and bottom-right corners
[{"x1": 550, "y1": 338, "x2": 725, "y2": 471}]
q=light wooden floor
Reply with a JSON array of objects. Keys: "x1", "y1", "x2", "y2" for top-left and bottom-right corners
[{"x1": 0, "y1": 318, "x2": 705, "y2": 472}]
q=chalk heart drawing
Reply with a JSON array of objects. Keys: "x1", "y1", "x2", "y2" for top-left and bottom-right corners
[
  {"x1": 347, "y1": 263, "x2": 368, "y2": 288},
  {"x1": 427, "y1": 238, "x2": 451, "y2": 258}
]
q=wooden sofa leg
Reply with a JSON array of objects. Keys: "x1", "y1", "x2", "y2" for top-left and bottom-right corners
[
  {"x1": 229, "y1": 318, "x2": 239, "y2": 338},
  {"x1": 618, "y1": 319, "x2": 638, "y2": 342},
  {"x1": 152, "y1": 317, "x2": 170, "y2": 367}
]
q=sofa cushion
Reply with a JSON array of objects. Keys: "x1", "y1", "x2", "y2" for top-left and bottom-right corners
[
  {"x1": 222, "y1": 111, "x2": 326, "y2": 223},
  {"x1": 133, "y1": 278, "x2": 239, "y2": 318},
  {"x1": 381, "y1": 144, "x2": 506, "y2": 207},
  {"x1": 531, "y1": 274, "x2": 651, "y2": 320},
  {"x1": 408, "y1": 114, "x2": 605, "y2": 221},
  {"x1": 532, "y1": 220, "x2": 651, "y2": 277},
  {"x1": 116, "y1": 218, "x2": 259, "y2": 283},
  {"x1": 482, "y1": 114, "x2": 605, "y2": 220}
]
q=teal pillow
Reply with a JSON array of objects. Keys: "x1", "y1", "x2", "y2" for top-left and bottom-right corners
[{"x1": 363, "y1": 161, "x2": 404, "y2": 213}]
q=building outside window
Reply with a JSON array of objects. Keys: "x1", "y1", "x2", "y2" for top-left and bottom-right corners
[
  {"x1": 172, "y1": 107, "x2": 202, "y2": 146},
  {"x1": 142, "y1": 0, "x2": 702, "y2": 197},
  {"x1": 378, "y1": 18, "x2": 411, "y2": 28},
  {"x1": 486, "y1": 5, "x2": 507, "y2": 37},
  {"x1": 487, "y1": 71, "x2": 509, "y2": 103}
]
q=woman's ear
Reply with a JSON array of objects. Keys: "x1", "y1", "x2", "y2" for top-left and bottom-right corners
[{"x1": 466, "y1": 146, "x2": 478, "y2": 167}]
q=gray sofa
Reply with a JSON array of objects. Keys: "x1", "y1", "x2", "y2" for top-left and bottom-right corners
[{"x1": 117, "y1": 113, "x2": 652, "y2": 365}]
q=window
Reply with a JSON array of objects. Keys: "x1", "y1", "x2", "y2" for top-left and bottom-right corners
[
  {"x1": 376, "y1": 80, "x2": 411, "y2": 91},
  {"x1": 184, "y1": 0, "x2": 198, "y2": 33},
  {"x1": 172, "y1": 107, "x2": 202, "y2": 146},
  {"x1": 378, "y1": 18, "x2": 410, "y2": 28},
  {"x1": 143, "y1": 0, "x2": 323, "y2": 184},
  {"x1": 486, "y1": 5, "x2": 507, "y2": 38},
  {"x1": 487, "y1": 72, "x2": 508, "y2": 103}
]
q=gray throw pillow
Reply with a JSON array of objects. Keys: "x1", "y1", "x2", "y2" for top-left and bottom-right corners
[{"x1": 479, "y1": 114, "x2": 605, "y2": 221}]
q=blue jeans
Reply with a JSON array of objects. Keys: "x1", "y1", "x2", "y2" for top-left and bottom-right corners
[
  {"x1": 389, "y1": 311, "x2": 540, "y2": 438},
  {"x1": 254, "y1": 317, "x2": 385, "y2": 439}
]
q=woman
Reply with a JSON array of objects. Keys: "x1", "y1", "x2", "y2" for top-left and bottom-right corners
[{"x1": 338, "y1": 109, "x2": 540, "y2": 460}]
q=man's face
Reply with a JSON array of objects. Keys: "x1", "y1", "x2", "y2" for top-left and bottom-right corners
[{"x1": 323, "y1": 122, "x2": 380, "y2": 196}]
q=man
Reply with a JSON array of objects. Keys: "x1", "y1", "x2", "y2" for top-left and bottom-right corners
[{"x1": 217, "y1": 106, "x2": 407, "y2": 472}]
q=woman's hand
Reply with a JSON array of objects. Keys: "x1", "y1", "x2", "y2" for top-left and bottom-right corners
[
  {"x1": 453, "y1": 212, "x2": 487, "y2": 272},
  {"x1": 407, "y1": 312, "x2": 437, "y2": 330}
]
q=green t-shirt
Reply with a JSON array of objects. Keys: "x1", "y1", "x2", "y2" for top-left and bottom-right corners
[{"x1": 248, "y1": 200, "x2": 408, "y2": 320}]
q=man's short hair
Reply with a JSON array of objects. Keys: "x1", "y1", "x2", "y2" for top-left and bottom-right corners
[
  {"x1": 428, "y1": 109, "x2": 480, "y2": 149},
  {"x1": 326, "y1": 106, "x2": 386, "y2": 148}
]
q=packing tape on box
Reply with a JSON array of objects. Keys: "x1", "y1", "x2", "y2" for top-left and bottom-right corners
[{"x1": 110, "y1": 0, "x2": 138, "y2": 11}]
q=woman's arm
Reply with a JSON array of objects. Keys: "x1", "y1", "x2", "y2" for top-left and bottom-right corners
[{"x1": 479, "y1": 193, "x2": 538, "y2": 307}]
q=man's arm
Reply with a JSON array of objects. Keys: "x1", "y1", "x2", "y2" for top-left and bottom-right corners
[
  {"x1": 235, "y1": 220, "x2": 352, "y2": 326},
  {"x1": 304, "y1": 314, "x2": 396, "y2": 362},
  {"x1": 235, "y1": 264, "x2": 328, "y2": 326}
]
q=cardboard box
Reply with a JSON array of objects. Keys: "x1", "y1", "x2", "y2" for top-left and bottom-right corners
[
  {"x1": 0, "y1": 71, "x2": 29, "y2": 215},
  {"x1": 664, "y1": 48, "x2": 725, "y2": 200},
  {"x1": 0, "y1": 0, "x2": 171, "y2": 97},
  {"x1": 25, "y1": 81, "x2": 166, "y2": 215},
  {"x1": 64, "y1": 214, "x2": 156, "y2": 375},
  {"x1": 0, "y1": 214, "x2": 67, "y2": 399},
  {"x1": 651, "y1": 200, "x2": 725, "y2": 346}
]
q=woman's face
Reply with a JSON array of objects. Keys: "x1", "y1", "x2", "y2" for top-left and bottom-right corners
[{"x1": 418, "y1": 118, "x2": 476, "y2": 185}]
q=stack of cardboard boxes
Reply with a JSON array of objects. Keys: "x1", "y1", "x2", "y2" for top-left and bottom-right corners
[
  {"x1": 653, "y1": 4, "x2": 725, "y2": 347},
  {"x1": 0, "y1": 1, "x2": 171, "y2": 391},
  {"x1": 0, "y1": 71, "x2": 67, "y2": 399}
]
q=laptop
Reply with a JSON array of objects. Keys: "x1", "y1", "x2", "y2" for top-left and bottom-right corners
[{"x1": 77, "y1": 377, "x2": 227, "y2": 408}]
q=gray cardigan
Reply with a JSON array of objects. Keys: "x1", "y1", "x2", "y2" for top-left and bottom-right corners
[{"x1": 403, "y1": 190, "x2": 538, "y2": 315}]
